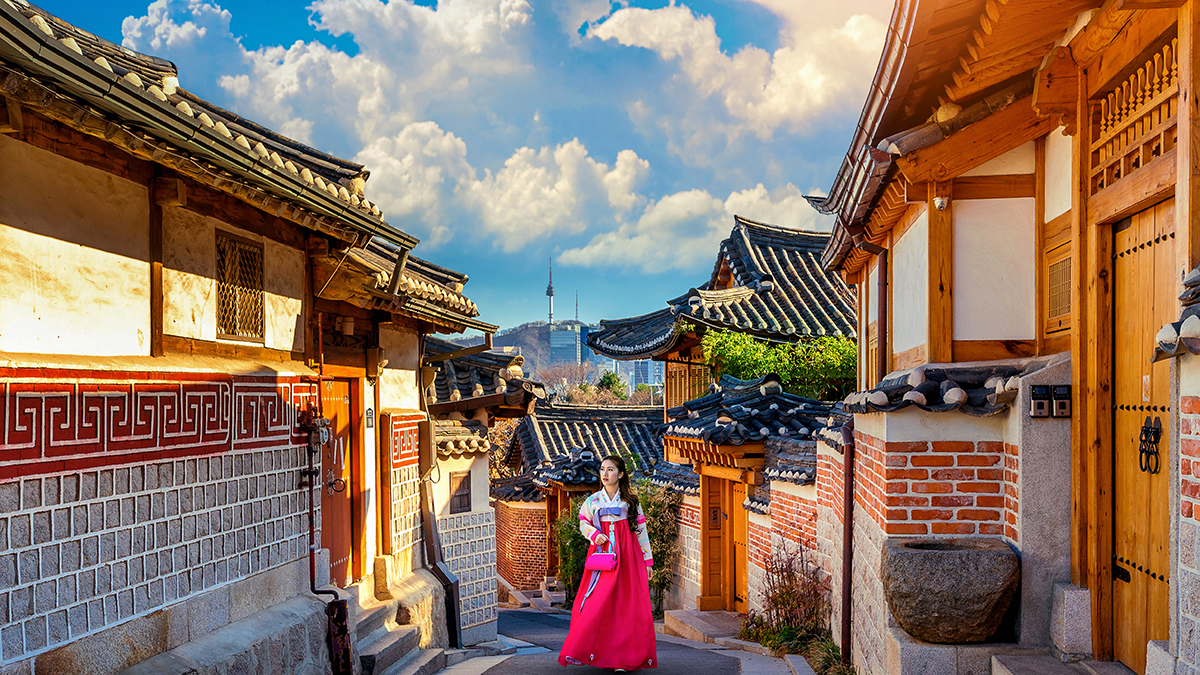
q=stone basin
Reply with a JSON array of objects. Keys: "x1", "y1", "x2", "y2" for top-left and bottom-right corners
[{"x1": 881, "y1": 537, "x2": 1019, "y2": 644}]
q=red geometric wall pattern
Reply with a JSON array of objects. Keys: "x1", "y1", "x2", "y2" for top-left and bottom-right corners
[{"x1": 0, "y1": 368, "x2": 317, "y2": 481}]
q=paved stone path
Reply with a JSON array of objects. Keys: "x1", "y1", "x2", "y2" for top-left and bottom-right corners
[{"x1": 436, "y1": 609, "x2": 792, "y2": 675}]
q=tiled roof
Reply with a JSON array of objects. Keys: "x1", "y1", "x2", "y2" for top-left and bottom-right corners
[
  {"x1": 663, "y1": 374, "x2": 839, "y2": 445},
  {"x1": 587, "y1": 217, "x2": 857, "y2": 360},
  {"x1": 432, "y1": 419, "x2": 489, "y2": 459},
  {"x1": 842, "y1": 355, "x2": 1066, "y2": 416},
  {"x1": 0, "y1": 0, "x2": 410, "y2": 248},
  {"x1": 763, "y1": 437, "x2": 817, "y2": 485},
  {"x1": 1154, "y1": 265, "x2": 1200, "y2": 361},
  {"x1": 645, "y1": 461, "x2": 699, "y2": 496},
  {"x1": 743, "y1": 493, "x2": 770, "y2": 515},
  {"x1": 424, "y1": 336, "x2": 546, "y2": 409},
  {"x1": 531, "y1": 448, "x2": 602, "y2": 490},
  {"x1": 504, "y1": 403, "x2": 663, "y2": 474},
  {"x1": 490, "y1": 473, "x2": 543, "y2": 503}
]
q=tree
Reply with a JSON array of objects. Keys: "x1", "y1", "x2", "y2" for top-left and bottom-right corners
[
  {"x1": 700, "y1": 330, "x2": 856, "y2": 401},
  {"x1": 597, "y1": 371, "x2": 627, "y2": 399}
]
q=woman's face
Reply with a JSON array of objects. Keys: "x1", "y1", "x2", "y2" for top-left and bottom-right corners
[{"x1": 600, "y1": 459, "x2": 623, "y2": 487}]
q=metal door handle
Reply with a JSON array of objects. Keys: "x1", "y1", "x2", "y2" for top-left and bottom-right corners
[
  {"x1": 1139, "y1": 416, "x2": 1162, "y2": 474},
  {"x1": 327, "y1": 478, "x2": 347, "y2": 494}
]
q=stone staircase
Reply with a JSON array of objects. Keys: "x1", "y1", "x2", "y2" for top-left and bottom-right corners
[
  {"x1": 349, "y1": 581, "x2": 447, "y2": 675},
  {"x1": 991, "y1": 654, "x2": 1137, "y2": 675},
  {"x1": 539, "y1": 577, "x2": 566, "y2": 606}
]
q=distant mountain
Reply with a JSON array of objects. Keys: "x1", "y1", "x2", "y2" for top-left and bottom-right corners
[{"x1": 446, "y1": 320, "x2": 590, "y2": 374}]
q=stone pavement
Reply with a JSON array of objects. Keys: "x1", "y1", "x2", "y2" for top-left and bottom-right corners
[{"x1": 433, "y1": 609, "x2": 796, "y2": 675}]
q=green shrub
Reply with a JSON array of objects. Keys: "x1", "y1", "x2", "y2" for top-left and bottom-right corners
[
  {"x1": 701, "y1": 330, "x2": 856, "y2": 400},
  {"x1": 553, "y1": 495, "x2": 590, "y2": 605},
  {"x1": 635, "y1": 479, "x2": 682, "y2": 615}
]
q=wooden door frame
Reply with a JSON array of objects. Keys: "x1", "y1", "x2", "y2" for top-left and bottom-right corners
[{"x1": 696, "y1": 468, "x2": 751, "y2": 612}]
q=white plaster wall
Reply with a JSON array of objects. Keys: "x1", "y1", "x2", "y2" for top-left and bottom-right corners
[
  {"x1": 961, "y1": 140, "x2": 1036, "y2": 176},
  {"x1": 1045, "y1": 127, "x2": 1073, "y2": 220},
  {"x1": 891, "y1": 212, "x2": 928, "y2": 353},
  {"x1": 854, "y1": 407, "x2": 1005, "y2": 442},
  {"x1": 770, "y1": 480, "x2": 817, "y2": 502},
  {"x1": 1182, "y1": 352, "x2": 1200, "y2": 396},
  {"x1": 163, "y1": 207, "x2": 216, "y2": 341},
  {"x1": 0, "y1": 134, "x2": 150, "y2": 356},
  {"x1": 380, "y1": 326, "x2": 421, "y2": 411},
  {"x1": 264, "y1": 239, "x2": 306, "y2": 352},
  {"x1": 162, "y1": 208, "x2": 305, "y2": 351},
  {"x1": 867, "y1": 264, "x2": 879, "y2": 321},
  {"x1": 431, "y1": 454, "x2": 489, "y2": 519},
  {"x1": 953, "y1": 198, "x2": 1036, "y2": 341}
]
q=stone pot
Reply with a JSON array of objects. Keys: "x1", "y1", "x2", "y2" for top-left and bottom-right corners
[{"x1": 881, "y1": 537, "x2": 1019, "y2": 644}]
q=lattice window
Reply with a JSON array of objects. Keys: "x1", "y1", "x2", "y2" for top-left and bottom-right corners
[
  {"x1": 1045, "y1": 246, "x2": 1072, "y2": 334},
  {"x1": 449, "y1": 471, "x2": 471, "y2": 514},
  {"x1": 216, "y1": 232, "x2": 264, "y2": 341}
]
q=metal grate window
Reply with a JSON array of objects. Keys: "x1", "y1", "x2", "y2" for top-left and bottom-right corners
[
  {"x1": 449, "y1": 471, "x2": 471, "y2": 514},
  {"x1": 216, "y1": 232, "x2": 264, "y2": 340}
]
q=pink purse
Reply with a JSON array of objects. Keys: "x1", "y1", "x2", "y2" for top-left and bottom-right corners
[{"x1": 584, "y1": 531, "x2": 618, "y2": 572}]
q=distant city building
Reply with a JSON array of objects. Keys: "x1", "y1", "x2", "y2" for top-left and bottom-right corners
[
  {"x1": 550, "y1": 324, "x2": 581, "y2": 364},
  {"x1": 628, "y1": 359, "x2": 663, "y2": 389}
]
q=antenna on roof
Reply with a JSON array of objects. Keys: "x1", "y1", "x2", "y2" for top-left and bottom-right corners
[
  {"x1": 546, "y1": 257, "x2": 555, "y2": 326},
  {"x1": 575, "y1": 291, "x2": 579, "y2": 322}
]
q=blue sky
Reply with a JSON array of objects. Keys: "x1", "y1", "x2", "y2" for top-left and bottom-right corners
[{"x1": 36, "y1": 0, "x2": 891, "y2": 334}]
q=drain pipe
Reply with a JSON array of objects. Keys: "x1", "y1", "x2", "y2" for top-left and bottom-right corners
[
  {"x1": 301, "y1": 311, "x2": 352, "y2": 674},
  {"x1": 839, "y1": 419, "x2": 856, "y2": 668}
]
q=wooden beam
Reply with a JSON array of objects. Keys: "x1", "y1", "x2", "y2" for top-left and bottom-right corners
[
  {"x1": 951, "y1": 340, "x2": 1037, "y2": 362},
  {"x1": 1070, "y1": 0, "x2": 1139, "y2": 67},
  {"x1": 1179, "y1": 0, "x2": 1200, "y2": 293},
  {"x1": 896, "y1": 97, "x2": 1053, "y2": 183},
  {"x1": 1085, "y1": 4, "x2": 1177, "y2": 97},
  {"x1": 1033, "y1": 47, "x2": 1080, "y2": 134},
  {"x1": 152, "y1": 177, "x2": 187, "y2": 207},
  {"x1": 162, "y1": 335, "x2": 306, "y2": 362},
  {"x1": 1035, "y1": 136, "x2": 1047, "y2": 357},
  {"x1": 927, "y1": 181, "x2": 954, "y2": 364},
  {"x1": 0, "y1": 97, "x2": 22, "y2": 134},
  {"x1": 1088, "y1": 148, "x2": 1176, "y2": 225},
  {"x1": 422, "y1": 333, "x2": 495, "y2": 364},
  {"x1": 953, "y1": 174, "x2": 1037, "y2": 200},
  {"x1": 1116, "y1": 0, "x2": 1184, "y2": 9},
  {"x1": 1069, "y1": 49, "x2": 1092, "y2": 599},
  {"x1": 905, "y1": 181, "x2": 930, "y2": 204}
]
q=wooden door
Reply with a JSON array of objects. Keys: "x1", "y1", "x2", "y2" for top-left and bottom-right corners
[
  {"x1": 698, "y1": 474, "x2": 725, "y2": 609},
  {"x1": 731, "y1": 482, "x2": 749, "y2": 614},
  {"x1": 321, "y1": 379, "x2": 355, "y2": 587},
  {"x1": 1112, "y1": 198, "x2": 1174, "y2": 674}
]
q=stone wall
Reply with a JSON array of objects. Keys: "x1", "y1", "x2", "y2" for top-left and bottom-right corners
[
  {"x1": 492, "y1": 500, "x2": 545, "y2": 591},
  {"x1": 1176, "y1": 385, "x2": 1200, "y2": 671},
  {"x1": 849, "y1": 504, "x2": 887, "y2": 675},
  {"x1": 747, "y1": 513, "x2": 770, "y2": 616},
  {"x1": 817, "y1": 446, "x2": 845, "y2": 631},
  {"x1": 666, "y1": 498, "x2": 701, "y2": 611},
  {"x1": 0, "y1": 367, "x2": 316, "y2": 673},
  {"x1": 437, "y1": 509, "x2": 497, "y2": 645}
]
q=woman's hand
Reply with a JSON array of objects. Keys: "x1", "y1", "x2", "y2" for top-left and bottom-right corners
[{"x1": 593, "y1": 533, "x2": 609, "y2": 546}]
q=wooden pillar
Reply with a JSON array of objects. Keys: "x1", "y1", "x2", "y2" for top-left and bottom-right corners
[
  {"x1": 149, "y1": 170, "x2": 164, "y2": 358},
  {"x1": 546, "y1": 490, "x2": 559, "y2": 577},
  {"x1": 1180, "y1": 0, "x2": 1200, "y2": 294},
  {"x1": 1069, "y1": 56, "x2": 1092, "y2": 596},
  {"x1": 928, "y1": 181, "x2": 954, "y2": 364}
]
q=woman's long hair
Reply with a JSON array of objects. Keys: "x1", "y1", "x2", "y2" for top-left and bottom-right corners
[{"x1": 602, "y1": 454, "x2": 641, "y2": 534}]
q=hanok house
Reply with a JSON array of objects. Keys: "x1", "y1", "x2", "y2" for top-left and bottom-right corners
[
  {"x1": 420, "y1": 336, "x2": 544, "y2": 644},
  {"x1": 0, "y1": 2, "x2": 499, "y2": 673},
  {"x1": 659, "y1": 374, "x2": 841, "y2": 616},
  {"x1": 810, "y1": 0, "x2": 1200, "y2": 672},
  {"x1": 586, "y1": 218, "x2": 857, "y2": 615},
  {"x1": 490, "y1": 403, "x2": 667, "y2": 594},
  {"x1": 587, "y1": 217, "x2": 858, "y2": 410}
]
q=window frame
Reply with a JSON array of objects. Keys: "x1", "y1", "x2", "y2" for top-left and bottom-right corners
[
  {"x1": 449, "y1": 470, "x2": 472, "y2": 514},
  {"x1": 215, "y1": 229, "x2": 266, "y2": 344}
]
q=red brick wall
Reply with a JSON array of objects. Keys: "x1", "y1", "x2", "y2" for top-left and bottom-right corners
[
  {"x1": 854, "y1": 431, "x2": 1007, "y2": 536},
  {"x1": 494, "y1": 500, "x2": 547, "y2": 590},
  {"x1": 816, "y1": 450, "x2": 845, "y2": 574},
  {"x1": 771, "y1": 485, "x2": 817, "y2": 551},
  {"x1": 1003, "y1": 443, "x2": 1020, "y2": 543},
  {"x1": 749, "y1": 518, "x2": 772, "y2": 571},
  {"x1": 1182, "y1": 397, "x2": 1200, "y2": 518}
]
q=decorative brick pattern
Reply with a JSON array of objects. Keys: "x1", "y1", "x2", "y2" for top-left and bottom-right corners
[
  {"x1": 853, "y1": 431, "x2": 1008, "y2": 536},
  {"x1": 438, "y1": 510, "x2": 496, "y2": 630},
  {"x1": 384, "y1": 415, "x2": 424, "y2": 577},
  {"x1": 1177, "y1": 395, "x2": 1200, "y2": 671},
  {"x1": 0, "y1": 371, "x2": 315, "y2": 480},
  {"x1": 493, "y1": 501, "x2": 546, "y2": 590},
  {"x1": 676, "y1": 501, "x2": 701, "y2": 588},
  {"x1": 0, "y1": 449, "x2": 309, "y2": 665}
]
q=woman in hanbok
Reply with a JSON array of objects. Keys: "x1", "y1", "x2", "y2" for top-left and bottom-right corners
[{"x1": 558, "y1": 455, "x2": 657, "y2": 670}]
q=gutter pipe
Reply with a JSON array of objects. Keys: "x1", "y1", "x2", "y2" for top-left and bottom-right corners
[{"x1": 839, "y1": 419, "x2": 856, "y2": 668}]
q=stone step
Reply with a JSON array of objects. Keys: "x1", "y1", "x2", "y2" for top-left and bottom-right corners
[
  {"x1": 506, "y1": 589, "x2": 531, "y2": 608},
  {"x1": 785, "y1": 654, "x2": 817, "y2": 675},
  {"x1": 380, "y1": 648, "x2": 446, "y2": 675},
  {"x1": 992, "y1": 655, "x2": 1081, "y2": 675},
  {"x1": 1073, "y1": 660, "x2": 1136, "y2": 675},
  {"x1": 541, "y1": 589, "x2": 566, "y2": 605},
  {"x1": 663, "y1": 609, "x2": 741, "y2": 644},
  {"x1": 359, "y1": 624, "x2": 421, "y2": 675},
  {"x1": 356, "y1": 601, "x2": 399, "y2": 642},
  {"x1": 529, "y1": 596, "x2": 552, "y2": 612}
]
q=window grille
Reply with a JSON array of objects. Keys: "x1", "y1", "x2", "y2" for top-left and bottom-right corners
[
  {"x1": 1046, "y1": 250, "x2": 1071, "y2": 334},
  {"x1": 449, "y1": 471, "x2": 471, "y2": 514},
  {"x1": 216, "y1": 232, "x2": 265, "y2": 340}
]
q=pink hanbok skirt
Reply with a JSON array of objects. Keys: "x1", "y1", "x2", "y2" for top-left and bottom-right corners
[{"x1": 558, "y1": 519, "x2": 657, "y2": 670}]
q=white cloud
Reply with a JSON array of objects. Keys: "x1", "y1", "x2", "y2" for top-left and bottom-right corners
[
  {"x1": 121, "y1": 0, "x2": 231, "y2": 51},
  {"x1": 559, "y1": 183, "x2": 830, "y2": 272},
  {"x1": 588, "y1": 2, "x2": 886, "y2": 142}
]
